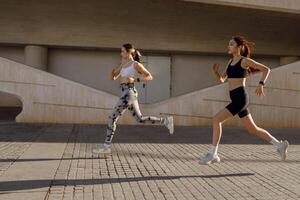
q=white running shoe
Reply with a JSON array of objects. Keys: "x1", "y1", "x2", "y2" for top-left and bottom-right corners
[
  {"x1": 199, "y1": 153, "x2": 221, "y2": 165},
  {"x1": 277, "y1": 140, "x2": 289, "y2": 161},
  {"x1": 93, "y1": 143, "x2": 111, "y2": 155},
  {"x1": 164, "y1": 116, "x2": 174, "y2": 134}
]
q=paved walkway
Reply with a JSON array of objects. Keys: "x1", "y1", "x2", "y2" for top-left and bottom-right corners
[{"x1": 0, "y1": 122, "x2": 299, "y2": 200}]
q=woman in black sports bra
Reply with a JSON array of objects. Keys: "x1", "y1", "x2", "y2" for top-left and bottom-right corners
[{"x1": 200, "y1": 36, "x2": 289, "y2": 165}]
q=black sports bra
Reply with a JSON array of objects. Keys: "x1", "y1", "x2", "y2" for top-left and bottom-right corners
[{"x1": 226, "y1": 57, "x2": 248, "y2": 78}]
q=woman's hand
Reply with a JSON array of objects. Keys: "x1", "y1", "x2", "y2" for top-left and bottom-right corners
[
  {"x1": 212, "y1": 63, "x2": 227, "y2": 83},
  {"x1": 111, "y1": 68, "x2": 118, "y2": 80},
  {"x1": 134, "y1": 63, "x2": 153, "y2": 81},
  {"x1": 111, "y1": 64, "x2": 122, "y2": 80},
  {"x1": 212, "y1": 63, "x2": 220, "y2": 75},
  {"x1": 255, "y1": 85, "x2": 265, "y2": 97},
  {"x1": 126, "y1": 77, "x2": 135, "y2": 82}
]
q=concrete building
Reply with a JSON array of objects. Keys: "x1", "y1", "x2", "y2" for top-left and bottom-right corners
[{"x1": 0, "y1": 0, "x2": 299, "y2": 126}]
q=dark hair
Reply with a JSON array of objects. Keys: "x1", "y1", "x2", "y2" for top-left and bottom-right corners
[
  {"x1": 122, "y1": 43, "x2": 141, "y2": 62},
  {"x1": 232, "y1": 36, "x2": 253, "y2": 58},
  {"x1": 232, "y1": 36, "x2": 259, "y2": 74}
]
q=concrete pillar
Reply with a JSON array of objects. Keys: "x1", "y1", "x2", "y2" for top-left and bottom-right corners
[
  {"x1": 24, "y1": 45, "x2": 48, "y2": 70},
  {"x1": 279, "y1": 56, "x2": 300, "y2": 65}
]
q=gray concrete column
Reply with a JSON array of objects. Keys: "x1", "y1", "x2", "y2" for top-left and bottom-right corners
[
  {"x1": 24, "y1": 45, "x2": 48, "y2": 70},
  {"x1": 279, "y1": 56, "x2": 300, "y2": 65}
]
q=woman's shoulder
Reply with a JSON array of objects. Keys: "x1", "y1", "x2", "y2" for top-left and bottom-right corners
[
  {"x1": 240, "y1": 57, "x2": 255, "y2": 69},
  {"x1": 241, "y1": 57, "x2": 255, "y2": 64},
  {"x1": 241, "y1": 56, "x2": 255, "y2": 62},
  {"x1": 133, "y1": 60, "x2": 142, "y2": 67}
]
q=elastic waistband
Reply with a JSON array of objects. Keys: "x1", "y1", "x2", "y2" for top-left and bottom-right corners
[
  {"x1": 120, "y1": 83, "x2": 135, "y2": 88},
  {"x1": 229, "y1": 86, "x2": 245, "y2": 94}
]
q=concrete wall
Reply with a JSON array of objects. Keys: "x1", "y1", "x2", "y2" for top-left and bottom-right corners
[
  {"x1": 171, "y1": 55, "x2": 279, "y2": 96},
  {"x1": 0, "y1": 46, "x2": 24, "y2": 64},
  {"x1": 0, "y1": 0, "x2": 298, "y2": 109},
  {"x1": 0, "y1": 46, "x2": 281, "y2": 104},
  {"x1": 0, "y1": 56, "x2": 117, "y2": 124},
  {"x1": 183, "y1": 0, "x2": 300, "y2": 14},
  {"x1": 0, "y1": 46, "x2": 25, "y2": 107},
  {"x1": 48, "y1": 48, "x2": 121, "y2": 96},
  {"x1": 0, "y1": 91, "x2": 22, "y2": 107},
  {"x1": 0, "y1": 0, "x2": 300, "y2": 56},
  {"x1": 46, "y1": 48, "x2": 281, "y2": 98},
  {"x1": 0, "y1": 56, "x2": 299, "y2": 128},
  {"x1": 144, "y1": 60, "x2": 300, "y2": 128}
]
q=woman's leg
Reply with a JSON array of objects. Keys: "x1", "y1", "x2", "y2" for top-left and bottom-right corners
[
  {"x1": 240, "y1": 113, "x2": 289, "y2": 160},
  {"x1": 212, "y1": 108, "x2": 233, "y2": 146},
  {"x1": 104, "y1": 93, "x2": 129, "y2": 145},
  {"x1": 200, "y1": 108, "x2": 233, "y2": 164},
  {"x1": 93, "y1": 93, "x2": 130, "y2": 154},
  {"x1": 128, "y1": 88, "x2": 163, "y2": 124},
  {"x1": 129, "y1": 101, "x2": 164, "y2": 124},
  {"x1": 128, "y1": 88, "x2": 174, "y2": 133},
  {"x1": 240, "y1": 113, "x2": 274, "y2": 142}
]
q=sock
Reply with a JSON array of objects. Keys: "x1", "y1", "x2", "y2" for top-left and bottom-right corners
[
  {"x1": 270, "y1": 138, "x2": 281, "y2": 149},
  {"x1": 208, "y1": 145, "x2": 218, "y2": 156}
]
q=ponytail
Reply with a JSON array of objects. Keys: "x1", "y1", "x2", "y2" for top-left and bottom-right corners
[
  {"x1": 232, "y1": 36, "x2": 254, "y2": 58},
  {"x1": 122, "y1": 43, "x2": 142, "y2": 62},
  {"x1": 232, "y1": 36, "x2": 259, "y2": 75},
  {"x1": 241, "y1": 43, "x2": 251, "y2": 58},
  {"x1": 132, "y1": 49, "x2": 141, "y2": 62}
]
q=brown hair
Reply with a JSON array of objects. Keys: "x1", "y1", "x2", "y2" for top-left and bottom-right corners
[
  {"x1": 123, "y1": 43, "x2": 141, "y2": 62},
  {"x1": 232, "y1": 36, "x2": 259, "y2": 74}
]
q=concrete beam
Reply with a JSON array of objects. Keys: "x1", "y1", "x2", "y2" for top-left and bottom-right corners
[
  {"x1": 182, "y1": 0, "x2": 300, "y2": 14},
  {"x1": 25, "y1": 45, "x2": 48, "y2": 70}
]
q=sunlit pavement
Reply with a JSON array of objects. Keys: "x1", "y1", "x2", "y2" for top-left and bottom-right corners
[{"x1": 0, "y1": 122, "x2": 299, "y2": 200}]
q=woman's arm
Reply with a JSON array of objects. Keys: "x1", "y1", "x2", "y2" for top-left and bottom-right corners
[
  {"x1": 242, "y1": 58, "x2": 271, "y2": 96},
  {"x1": 212, "y1": 60, "x2": 231, "y2": 83},
  {"x1": 242, "y1": 58, "x2": 270, "y2": 83},
  {"x1": 133, "y1": 62, "x2": 153, "y2": 82},
  {"x1": 111, "y1": 64, "x2": 122, "y2": 80}
]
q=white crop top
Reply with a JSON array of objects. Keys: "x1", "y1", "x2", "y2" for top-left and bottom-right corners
[{"x1": 120, "y1": 61, "x2": 136, "y2": 77}]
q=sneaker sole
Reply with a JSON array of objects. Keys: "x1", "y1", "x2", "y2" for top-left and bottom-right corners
[
  {"x1": 199, "y1": 157, "x2": 221, "y2": 165},
  {"x1": 281, "y1": 140, "x2": 289, "y2": 161},
  {"x1": 168, "y1": 117, "x2": 174, "y2": 134}
]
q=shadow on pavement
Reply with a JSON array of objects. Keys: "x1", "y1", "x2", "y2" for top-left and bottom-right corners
[
  {"x1": 0, "y1": 173, "x2": 255, "y2": 192},
  {"x1": 0, "y1": 123, "x2": 299, "y2": 144}
]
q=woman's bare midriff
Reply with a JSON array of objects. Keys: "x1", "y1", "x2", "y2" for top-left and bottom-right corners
[
  {"x1": 120, "y1": 76, "x2": 135, "y2": 84},
  {"x1": 228, "y1": 78, "x2": 246, "y2": 91}
]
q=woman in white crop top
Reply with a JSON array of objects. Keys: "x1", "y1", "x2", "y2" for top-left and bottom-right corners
[{"x1": 93, "y1": 43, "x2": 174, "y2": 155}]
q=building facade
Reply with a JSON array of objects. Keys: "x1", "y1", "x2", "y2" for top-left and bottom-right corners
[{"x1": 0, "y1": 0, "x2": 299, "y2": 119}]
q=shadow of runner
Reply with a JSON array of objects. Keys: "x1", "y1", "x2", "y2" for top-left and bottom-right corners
[
  {"x1": 222, "y1": 158, "x2": 300, "y2": 163},
  {"x1": 1, "y1": 156, "x2": 299, "y2": 163},
  {"x1": 0, "y1": 173, "x2": 255, "y2": 192},
  {"x1": 1, "y1": 123, "x2": 300, "y2": 144}
]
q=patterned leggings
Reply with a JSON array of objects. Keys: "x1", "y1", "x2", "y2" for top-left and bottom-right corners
[{"x1": 104, "y1": 83, "x2": 164, "y2": 145}]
